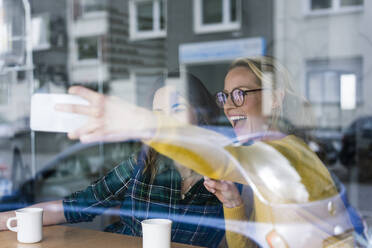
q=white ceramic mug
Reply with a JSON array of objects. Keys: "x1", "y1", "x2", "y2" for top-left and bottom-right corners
[
  {"x1": 141, "y1": 218, "x2": 172, "y2": 248},
  {"x1": 6, "y1": 208, "x2": 43, "y2": 243}
]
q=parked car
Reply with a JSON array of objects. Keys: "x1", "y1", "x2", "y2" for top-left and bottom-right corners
[
  {"x1": 300, "y1": 128, "x2": 342, "y2": 167},
  {"x1": 340, "y1": 116, "x2": 372, "y2": 181},
  {"x1": 0, "y1": 140, "x2": 141, "y2": 211},
  {"x1": 308, "y1": 137, "x2": 341, "y2": 166}
]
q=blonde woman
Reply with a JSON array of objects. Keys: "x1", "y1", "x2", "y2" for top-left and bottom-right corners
[{"x1": 53, "y1": 57, "x2": 353, "y2": 247}]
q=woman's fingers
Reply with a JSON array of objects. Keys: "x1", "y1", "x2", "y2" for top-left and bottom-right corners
[
  {"x1": 55, "y1": 103, "x2": 99, "y2": 117},
  {"x1": 204, "y1": 179, "x2": 229, "y2": 191},
  {"x1": 68, "y1": 86, "x2": 105, "y2": 106},
  {"x1": 203, "y1": 183, "x2": 216, "y2": 194},
  {"x1": 68, "y1": 121, "x2": 103, "y2": 140}
]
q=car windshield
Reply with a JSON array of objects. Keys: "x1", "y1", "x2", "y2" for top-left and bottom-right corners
[{"x1": 0, "y1": 1, "x2": 371, "y2": 247}]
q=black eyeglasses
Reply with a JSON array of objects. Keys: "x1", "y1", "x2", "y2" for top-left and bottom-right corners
[{"x1": 215, "y1": 88, "x2": 264, "y2": 108}]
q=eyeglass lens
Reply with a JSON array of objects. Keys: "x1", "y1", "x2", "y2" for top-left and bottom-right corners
[
  {"x1": 216, "y1": 89, "x2": 245, "y2": 107},
  {"x1": 232, "y1": 89, "x2": 244, "y2": 106}
]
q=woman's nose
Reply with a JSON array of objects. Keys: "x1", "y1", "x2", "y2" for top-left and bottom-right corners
[{"x1": 223, "y1": 95, "x2": 235, "y2": 110}]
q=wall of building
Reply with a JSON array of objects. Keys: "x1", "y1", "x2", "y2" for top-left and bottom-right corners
[
  {"x1": 166, "y1": 0, "x2": 274, "y2": 71},
  {"x1": 31, "y1": 0, "x2": 68, "y2": 89},
  {"x1": 274, "y1": 0, "x2": 372, "y2": 128}
]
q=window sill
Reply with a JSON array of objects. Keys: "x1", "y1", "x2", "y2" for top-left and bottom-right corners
[
  {"x1": 129, "y1": 30, "x2": 166, "y2": 41},
  {"x1": 194, "y1": 23, "x2": 241, "y2": 35},
  {"x1": 72, "y1": 59, "x2": 101, "y2": 67},
  {"x1": 33, "y1": 43, "x2": 51, "y2": 51},
  {"x1": 304, "y1": 6, "x2": 363, "y2": 18},
  {"x1": 74, "y1": 11, "x2": 108, "y2": 22}
]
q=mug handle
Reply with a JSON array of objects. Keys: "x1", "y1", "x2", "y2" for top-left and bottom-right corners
[{"x1": 6, "y1": 217, "x2": 18, "y2": 232}]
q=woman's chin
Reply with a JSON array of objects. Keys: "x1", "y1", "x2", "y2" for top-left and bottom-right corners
[
  {"x1": 232, "y1": 120, "x2": 264, "y2": 138},
  {"x1": 233, "y1": 125, "x2": 250, "y2": 138}
]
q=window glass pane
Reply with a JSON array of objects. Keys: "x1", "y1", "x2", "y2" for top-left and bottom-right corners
[
  {"x1": 341, "y1": 0, "x2": 363, "y2": 7},
  {"x1": 202, "y1": 0, "x2": 223, "y2": 24},
  {"x1": 340, "y1": 73, "x2": 356, "y2": 109},
  {"x1": 0, "y1": 76, "x2": 9, "y2": 104},
  {"x1": 230, "y1": 0, "x2": 237, "y2": 22},
  {"x1": 32, "y1": 15, "x2": 49, "y2": 49},
  {"x1": 77, "y1": 36, "x2": 98, "y2": 60},
  {"x1": 137, "y1": 2, "x2": 153, "y2": 31},
  {"x1": 311, "y1": 0, "x2": 332, "y2": 10},
  {"x1": 308, "y1": 72, "x2": 323, "y2": 103},
  {"x1": 160, "y1": 0, "x2": 165, "y2": 30},
  {"x1": 82, "y1": 0, "x2": 106, "y2": 13},
  {"x1": 323, "y1": 72, "x2": 339, "y2": 103}
]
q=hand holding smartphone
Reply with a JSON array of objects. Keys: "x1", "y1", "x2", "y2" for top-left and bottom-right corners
[{"x1": 30, "y1": 93, "x2": 90, "y2": 133}]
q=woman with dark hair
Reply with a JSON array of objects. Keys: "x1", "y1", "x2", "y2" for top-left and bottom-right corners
[{"x1": 0, "y1": 71, "x2": 225, "y2": 248}]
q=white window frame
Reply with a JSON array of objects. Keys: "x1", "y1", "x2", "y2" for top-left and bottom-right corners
[
  {"x1": 306, "y1": 69, "x2": 362, "y2": 106},
  {"x1": 193, "y1": 0, "x2": 241, "y2": 34},
  {"x1": 304, "y1": 0, "x2": 363, "y2": 16},
  {"x1": 129, "y1": 0, "x2": 167, "y2": 40}
]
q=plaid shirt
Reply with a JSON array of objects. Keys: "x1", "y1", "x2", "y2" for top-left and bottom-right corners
[{"x1": 63, "y1": 151, "x2": 225, "y2": 247}]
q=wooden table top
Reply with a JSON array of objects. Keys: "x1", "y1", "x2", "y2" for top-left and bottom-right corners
[{"x1": 0, "y1": 225, "x2": 202, "y2": 248}]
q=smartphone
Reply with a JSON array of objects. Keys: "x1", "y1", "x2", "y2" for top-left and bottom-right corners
[{"x1": 30, "y1": 93, "x2": 90, "y2": 133}]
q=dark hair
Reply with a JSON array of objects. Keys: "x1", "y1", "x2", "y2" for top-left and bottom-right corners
[{"x1": 142, "y1": 71, "x2": 219, "y2": 181}]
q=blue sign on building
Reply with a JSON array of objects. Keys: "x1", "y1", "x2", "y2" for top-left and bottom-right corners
[{"x1": 179, "y1": 37, "x2": 266, "y2": 64}]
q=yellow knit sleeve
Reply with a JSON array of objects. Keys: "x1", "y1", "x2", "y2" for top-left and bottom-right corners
[
  {"x1": 144, "y1": 113, "x2": 246, "y2": 183},
  {"x1": 224, "y1": 205, "x2": 258, "y2": 248}
]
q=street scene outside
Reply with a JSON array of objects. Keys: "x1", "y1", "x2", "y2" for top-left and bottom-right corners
[{"x1": 0, "y1": 0, "x2": 371, "y2": 247}]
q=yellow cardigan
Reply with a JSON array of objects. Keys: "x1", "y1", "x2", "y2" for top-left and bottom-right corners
[{"x1": 145, "y1": 114, "x2": 339, "y2": 247}]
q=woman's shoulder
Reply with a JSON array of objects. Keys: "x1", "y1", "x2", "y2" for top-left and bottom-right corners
[{"x1": 264, "y1": 134, "x2": 312, "y2": 155}]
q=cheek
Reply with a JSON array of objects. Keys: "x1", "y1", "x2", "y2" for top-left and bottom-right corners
[{"x1": 241, "y1": 95, "x2": 262, "y2": 115}]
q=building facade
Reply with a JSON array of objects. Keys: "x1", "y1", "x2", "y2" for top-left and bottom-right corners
[
  {"x1": 67, "y1": 0, "x2": 166, "y2": 107},
  {"x1": 274, "y1": 0, "x2": 370, "y2": 129}
]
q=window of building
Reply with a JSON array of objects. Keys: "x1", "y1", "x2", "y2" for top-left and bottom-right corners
[
  {"x1": 306, "y1": 58, "x2": 363, "y2": 127},
  {"x1": 129, "y1": 0, "x2": 166, "y2": 40},
  {"x1": 73, "y1": 0, "x2": 107, "y2": 21},
  {"x1": 306, "y1": 58, "x2": 363, "y2": 106},
  {"x1": 306, "y1": 0, "x2": 363, "y2": 15},
  {"x1": 77, "y1": 36, "x2": 99, "y2": 60},
  {"x1": 32, "y1": 14, "x2": 50, "y2": 51},
  {"x1": 194, "y1": 0, "x2": 241, "y2": 34}
]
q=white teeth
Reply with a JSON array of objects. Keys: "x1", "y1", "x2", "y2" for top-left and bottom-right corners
[{"x1": 230, "y1": 116, "x2": 247, "y2": 121}]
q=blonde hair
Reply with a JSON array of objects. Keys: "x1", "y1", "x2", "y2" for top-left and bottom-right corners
[{"x1": 229, "y1": 56, "x2": 315, "y2": 133}]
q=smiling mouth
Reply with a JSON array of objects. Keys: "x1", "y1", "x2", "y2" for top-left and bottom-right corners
[{"x1": 230, "y1": 116, "x2": 247, "y2": 127}]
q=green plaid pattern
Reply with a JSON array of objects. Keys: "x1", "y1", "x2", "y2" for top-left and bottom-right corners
[{"x1": 63, "y1": 152, "x2": 225, "y2": 247}]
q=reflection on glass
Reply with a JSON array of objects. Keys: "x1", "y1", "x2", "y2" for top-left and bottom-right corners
[
  {"x1": 340, "y1": 74, "x2": 356, "y2": 110},
  {"x1": 77, "y1": 36, "x2": 98, "y2": 60},
  {"x1": 230, "y1": 0, "x2": 237, "y2": 22},
  {"x1": 82, "y1": 0, "x2": 106, "y2": 13},
  {"x1": 308, "y1": 72, "x2": 323, "y2": 103},
  {"x1": 137, "y1": 1, "x2": 153, "y2": 31},
  {"x1": 160, "y1": 0, "x2": 165, "y2": 30},
  {"x1": 340, "y1": 0, "x2": 363, "y2": 7},
  {"x1": 202, "y1": 0, "x2": 222, "y2": 24},
  {"x1": 311, "y1": 0, "x2": 332, "y2": 10},
  {"x1": 0, "y1": 0, "x2": 25, "y2": 67},
  {"x1": 323, "y1": 72, "x2": 339, "y2": 104},
  {"x1": 31, "y1": 15, "x2": 50, "y2": 50}
]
